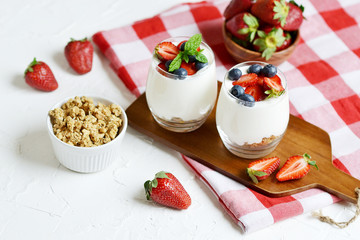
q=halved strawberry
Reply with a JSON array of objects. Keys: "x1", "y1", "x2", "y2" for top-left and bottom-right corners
[
  {"x1": 276, "y1": 153, "x2": 318, "y2": 182},
  {"x1": 155, "y1": 42, "x2": 179, "y2": 61},
  {"x1": 180, "y1": 61, "x2": 197, "y2": 75},
  {"x1": 263, "y1": 75, "x2": 284, "y2": 98},
  {"x1": 232, "y1": 73, "x2": 258, "y2": 87},
  {"x1": 247, "y1": 157, "x2": 280, "y2": 184},
  {"x1": 245, "y1": 84, "x2": 266, "y2": 101}
]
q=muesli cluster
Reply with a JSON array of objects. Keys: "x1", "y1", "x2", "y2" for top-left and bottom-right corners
[{"x1": 49, "y1": 96, "x2": 123, "y2": 147}]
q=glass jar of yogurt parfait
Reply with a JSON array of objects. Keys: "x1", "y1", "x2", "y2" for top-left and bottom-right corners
[
  {"x1": 216, "y1": 61, "x2": 289, "y2": 159},
  {"x1": 146, "y1": 35, "x2": 217, "y2": 132}
]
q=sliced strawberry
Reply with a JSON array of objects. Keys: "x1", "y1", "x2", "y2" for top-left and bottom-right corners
[
  {"x1": 257, "y1": 75, "x2": 265, "y2": 86},
  {"x1": 263, "y1": 75, "x2": 284, "y2": 98},
  {"x1": 276, "y1": 153, "x2": 318, "y2": 182},
  {"x1": 180, "y1": 61, "x2": 197, "y2": 75},
  {"x1": 247, "y1": 157, "x2": 280, "y2": 184},
  {"x1": 283, "y1": 2, "x2": 304, "y2": 31},
  {"x1": 245, "y1": 84, "x2": 266, "y2": 101},
  {"x1": 155, "y1": 42, "x2": 179, "y2": 61},
  {"x1": 232, "y1": 73, "x2": 258, "y2": 87}
]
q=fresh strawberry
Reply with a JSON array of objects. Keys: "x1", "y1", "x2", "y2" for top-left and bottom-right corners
[
  {"x1": 283, "y1": 1, "x2": 304, "y2": 31},
  {"x1": 225, "y1": 12, "x2": 259, "y2": 42},
  {"x1": 247, "y1": 157, "x2": 280, "y2": 184},
  {"x1": 223, "y1": 0, "x2": 252, "y2": 20},
  {"x1": 253, "y1": 26, "x2": 286, "y2": 60},
  {"x1": 263, "y1": 75, "x2": 284, "y2": 98},
  {"x1": 24, "y1": 58, "x2": 58, "y2": 92},
  {"x1": 251, "y1": 0, "x2": 289, "y2": 27},
  {"x1": 276, "y1": 153, "x2": 318, "y2": 181},
  {"x1": 155, "y1": 42, "x2": 179, "y2": 61},
  {"x1": 177, "y1": 40, "x2": 200, "y2": 51},
  {"x1": 232, "y1": 73, "x2": 258, "y2": 87},
  {"x1": 180, "y1": 61, "x2": 197, "y2": 75},
  {"x1": 64, "y1": 38, "x2": 93, "y2": 74},
  {"x1": 276, "y1": 32, "x2": 292, "y2": 51},
  {"x1": 245, "y1": 84, "x2": 266, "y2": 101},
  {"x1": 144, "y1": 171, "x2": 191, "y2": 210},
  {"x1": 257, "y1": 75, "x2": 265, "y2": 85}
]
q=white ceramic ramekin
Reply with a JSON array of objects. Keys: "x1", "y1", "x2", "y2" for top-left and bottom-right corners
[{"x1": 46, "y1": 96, "x2": 128, "y2": 173}]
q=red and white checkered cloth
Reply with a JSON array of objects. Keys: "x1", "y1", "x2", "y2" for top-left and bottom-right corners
[{"x1": 93, "y1": 0, "x2": 360, "y2": 233}]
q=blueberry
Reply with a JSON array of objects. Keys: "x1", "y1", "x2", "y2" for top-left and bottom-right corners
[
  {"x1": 188, "y1": 55, "x2": 197, "y2": 63},
  {"x1": 230, "y1": 85, "x2": 245, "y2": 98},
  {"x1": 248, "y1": 64, "x2": 262, "y2": 75},
  {"x1": 195, "y1": 61, "x2": 208, "y2": 70},
  {"x1": 173, "y1": 68, "x2": 188, "y2": 79},
  {"x1": 165, "y1": 60, "x2": 172, "y2": 70},
  {"x1": 228, "y1": 68, "x2": 242, "y2": 80},
  {"x1": 180, "y1": 42, "x2": 186, "y2": 51},
  {"x1": 239, "y1": 94, "x2": 255, "y2": 107},
  {"x1": 261, "y1": 64, "x2": 277, "y2": 78}
]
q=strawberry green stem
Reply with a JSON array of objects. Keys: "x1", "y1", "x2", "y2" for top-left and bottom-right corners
[{"x1": 24, "y1": 57, "x2": 40, "y2": 75}]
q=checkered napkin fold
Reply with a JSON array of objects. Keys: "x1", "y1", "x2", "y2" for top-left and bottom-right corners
[{"x1": 93, "y1": 0, "x2": 360, "y2": 233}]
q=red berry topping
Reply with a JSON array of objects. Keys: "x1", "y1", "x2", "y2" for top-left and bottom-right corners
[
  {"x1": 232, "y1": 73, "x2": 258, "y2": 87},
  {"x1": 247, "y1": 157, "x2": 280, "y2": 184},
  {"x1": 155, "y1": 42, "x2": 179, "y2": 61},
  {"x1": 24, "y1": 58, "x2": 58, "y2": 92}
]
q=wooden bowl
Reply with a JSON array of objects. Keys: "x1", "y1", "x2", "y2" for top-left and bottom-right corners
[{"x1": 222, "y1": 23, "x2": 300, "y2": 66}]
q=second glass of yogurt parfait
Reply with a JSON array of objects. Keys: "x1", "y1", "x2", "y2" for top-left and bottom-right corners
[
  {"x1": 216, "y1": 61, "x2": 289, "y2": 159},
  {"x1": 146, "y1": 35, "x2": 217, "y2": 133}
]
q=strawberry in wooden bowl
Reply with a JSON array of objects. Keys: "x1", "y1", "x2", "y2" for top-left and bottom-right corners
[{"x1": 223, "y1": 0, "x2": 304, "y2": 65}]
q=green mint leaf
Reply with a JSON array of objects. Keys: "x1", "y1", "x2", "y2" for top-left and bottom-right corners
[
  {"x1": 183, "y1": 54, "x2": 189, "y2": 63},
  {"x1": 195, "y1": 53, "x2": 208, "y2": 63},
  {"x1": 168, "y1": 53, "x2": 182, "y2": 72},
  {"x1": 185, "y1": 34, "x2": 202, "y2": 52}
]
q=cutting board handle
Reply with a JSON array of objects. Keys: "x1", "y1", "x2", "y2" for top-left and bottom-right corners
[{"x1": 317, "y1": 167, "x2": 360, "y2": 204}]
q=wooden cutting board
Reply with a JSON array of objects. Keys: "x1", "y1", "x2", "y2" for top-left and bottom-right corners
[{"x1": 125, "y1": 82, "x2": 360, "y2": 203}]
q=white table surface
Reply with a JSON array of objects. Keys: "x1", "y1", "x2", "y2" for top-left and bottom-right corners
[{"x1": 1, "y1": 0, "x2": 359, "y2": 239}]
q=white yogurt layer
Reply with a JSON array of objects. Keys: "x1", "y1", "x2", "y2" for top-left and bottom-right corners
[
  {"x1": 216, "y1": 65, "x2": 290, "y2": 145},
  {"x1": 146, "y1": 46, "x2": 217, "y2": 122}
]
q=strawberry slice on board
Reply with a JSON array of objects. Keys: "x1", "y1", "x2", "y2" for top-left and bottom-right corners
[
  {"x1": 263, "y1": 75, "x2": 285, "y2": 98},
  {"x1": 144, "y1": 171, "x2": 191, "y2": 210},
  {"x1": 245, "y1": 84, "x2": 266, "y2": 101},
  {"x1": 155, "y1": 42, "x2": 179, "y2": 61},
  {"x1": 247, "y1": 157, "x2": 281, "y2": 184},
  {"x1": 232, "y1": 73, "x2": 258, "y2": 87},
  {"x1": 276, "y1": 153, "x2": 318, "y2": 182}
]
